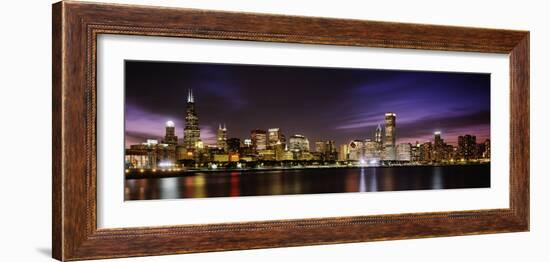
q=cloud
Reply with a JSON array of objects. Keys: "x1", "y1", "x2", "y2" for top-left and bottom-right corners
[
  {"x1": 124, "y1": 104, "x2": 220, "y2": 147},
  {"x1": 396, "y1": 110, "x2": 490, "y2": 145},
  {"x1": 200, "y1": 125, "x2": 217, "y2": 145}
]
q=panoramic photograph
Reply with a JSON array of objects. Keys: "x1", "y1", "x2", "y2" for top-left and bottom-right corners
[{"x1": 124, "y1": 60, "x2": 491, "y2": 201}]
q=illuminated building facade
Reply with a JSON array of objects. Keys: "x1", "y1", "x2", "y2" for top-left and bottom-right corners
[
  {"x1": 288, "y1": 134, "x2": 310, "y2": 152},
  {"x1": 396, "y1": 143, "x2": 412, "y2": 161},
  {"x1": 161, "y1": 120, "x2": 178, "y2": 145},
  {"x1": 324, "y1": 140, "x2": 336, "y2": 161},
  {"x1": 125, "y1": 139, "x2": 176, "y2": 169},
  {"x1": 315, "y1": 141, "x2": 326, "y2": 154},
  {"x1": 419, "y1": 142, "x2": 432, "y2": 162},
  {"x1": 213, "y1": 154, "x2": 230, "y2": 162},
  {"x1": 268, "y1": 128, "x2": 284, "y2": 148},
  {"x1": 124, "y1": 152, "x2": 150, "y2": 169},
  {"x1": 258, "y1": 149, "x2": 276, "y2": 161},
  {"x1": 383, "y1": 112, "x2": 397, "y2": 160},
  {"x1": 217, "y1": 124, "x2": 228, "y2": 151},
  {"x1": 433, "y1": 131, "x2": 445, "y2": 162},
  {"x1": 458, "y1": 134, "x2": 477, "y2": 160},
  {"x1": 273, "y1": 142, "x2": 286, "y2": 161},
  {"x1": 183, "y1": 89, "x2": 201, "y2": 150},
  {"x1": 314, "y1": 140, "x2": 336, "y2": 161},
  {"x1": 374, "y1": 124, "x2": 383, "y2": 146},
  {"x1": 364, "y1": 139, "x2": 381, "y2": 162},
  {"x1": 251, "y1": 129, "x2": 267, "y2": 151},
  {"x1": 338, "y1": 144, "x2": 349, "y2": 161},
  {"x1": 348, "y1": 140, "x2": 364, "y2": 161},
  {"x1": 483, "y1": 139, "x2": 491, "y2": 159},
  {"x1": 411, "y1": 142, "x2": 421, "y2": 162}
]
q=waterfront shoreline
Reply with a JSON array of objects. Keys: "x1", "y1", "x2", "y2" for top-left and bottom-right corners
[{"x1": 125, "y1": 162, "x2": 490, "y2": 179}]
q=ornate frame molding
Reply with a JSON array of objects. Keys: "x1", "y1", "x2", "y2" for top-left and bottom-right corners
[{"x1": 53, "y1": 1, "x2": 529, "y2": 261}]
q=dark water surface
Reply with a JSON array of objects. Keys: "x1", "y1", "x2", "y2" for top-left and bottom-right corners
[{"x1": 124, "y1": 164, "x2": 490, "y2": 200}]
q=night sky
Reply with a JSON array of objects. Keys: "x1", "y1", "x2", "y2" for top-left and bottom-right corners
[{"x1": 124, "y1": 60, "x2": 490, "y2": 148}]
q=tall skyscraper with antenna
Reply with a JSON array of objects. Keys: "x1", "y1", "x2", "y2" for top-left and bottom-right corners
[{"x1": 183, "y1": 89, "x2": 201, "y2": 150}]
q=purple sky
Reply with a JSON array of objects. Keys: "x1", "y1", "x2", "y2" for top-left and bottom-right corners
[{"x1": 125, "y1": 61, "x2": 490, "y2": 148}]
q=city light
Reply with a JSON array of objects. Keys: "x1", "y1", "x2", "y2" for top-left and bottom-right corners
[
  {"x1": 159, "y1": 161, "x2": 173, "y2": 168},
  {"x1": 124, "y1": 97, "x2": 490, "y2": 174},
  {"x1": 122, "y1": 62, "x2": 493, "y2": 201}
]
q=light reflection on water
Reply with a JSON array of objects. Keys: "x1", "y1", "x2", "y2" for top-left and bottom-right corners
[
  {"x1": 359, "y1": 168, "x2": 366, "y2": 193},
  {"x1": 432, "y1": 166, "x2": 443, "y2": 190},
  {"x1": 368, "y1": 168, "x2": 378, "y2": 192},
  {"x1": 125, "y1": 165, "x2": 490, "y2": 201}
]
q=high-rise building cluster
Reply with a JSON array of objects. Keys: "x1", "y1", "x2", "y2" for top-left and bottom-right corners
[
  {"x1": 125, "y1": 90, "x2": 490, "y2": 170},
  {"x1": 336, "y1": 112, "x2": 490, "y2": 165}
]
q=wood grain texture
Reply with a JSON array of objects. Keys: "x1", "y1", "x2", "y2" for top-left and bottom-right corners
[
  {"x1": 509, "y1": 34, "x2": 530, "y2": 227},
  {"x1": 52, "y1": 1, "x2": 530, "y2": 261},
  {"x1": 52, "y1": 2, "x2": 63, "y2": 260}
]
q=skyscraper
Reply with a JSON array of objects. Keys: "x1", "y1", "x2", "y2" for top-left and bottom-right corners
[
  {"x1": 383, "y1": 112, "x2": 396, "y2": 160},
  {"x1": 250, "y1": 129, "x2": 268, "y2": 151},
  {"x1": 458, "y1": 134, "x2": 477, "y2": 160},
  {"x1": 434, "y1": 131, "x2": 443, "y2": 145},
  {"x1": 183, "y1": 89, "x2": 201, "y2": 149},
  {"x1": 288, "y1": 134, "x2": 310, "y2": 152},
  {"x1": 338, "y1": 144, "x2": 349, "y2": 161},
  {"x1": 314, "y1": 140, "x2": 336, "y2": 161},
  {"x1": 268, "y1": 128, "x2": 283, "y2": 148},
  {"x1": 315, "y1": 141, "x2": 326, "y2": 153},
  {"x1": 419, "y1": 141, "x2": 432, "y2": 162},
  {"x1": 364, "y1": 139, "x2": 381, "y2": 163},
  {"x1": 161, "y1": 120, "x2": 178, "y2": 145},
  {"x1": 411, "y1": 142, "x2": 421, "y2": 162},
  {"x1": 348, "y1": 140, "x2": 364, "y2": 161},
  {"x1": 324, "y1": 140, "x2": 336, "y2": 161},
  {"x1": 217, "y1": 124, "x2": 228, "y2": 151},
  {"x1": 433, "y1": 131, "x2": 445, "y2": 162},
  {"x1": 374, "y1": 124, "x2": 383, "y2": 145},
  {"x1": 483, "y1": 139, "x2": 491, "y2": 159},
  {"x1": 396, "y1": 143, "x2": 412, "y2": 161}
]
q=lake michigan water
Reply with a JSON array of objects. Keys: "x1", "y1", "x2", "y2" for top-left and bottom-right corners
[{"x1": 124, "y1": 164, "x2": 490, "y2": 200}]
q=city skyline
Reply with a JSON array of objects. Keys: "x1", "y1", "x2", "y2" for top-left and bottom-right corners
[{"x1": 125, "y1": 61, "x2": 490, "y2": 148}]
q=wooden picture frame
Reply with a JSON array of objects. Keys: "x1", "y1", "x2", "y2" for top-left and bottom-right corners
[{"x1": 52, "y1": 1, "x2": 529, "y2": 261}]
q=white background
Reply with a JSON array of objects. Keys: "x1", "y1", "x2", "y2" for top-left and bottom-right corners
[{"x1": 0, "y1": 0, "x2": 547, "y2": 261}]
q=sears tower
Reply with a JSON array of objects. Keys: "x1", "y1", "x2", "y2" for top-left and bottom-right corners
[{"x1": 183, "y1": 89, "x2": 201, "y2": 149}]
